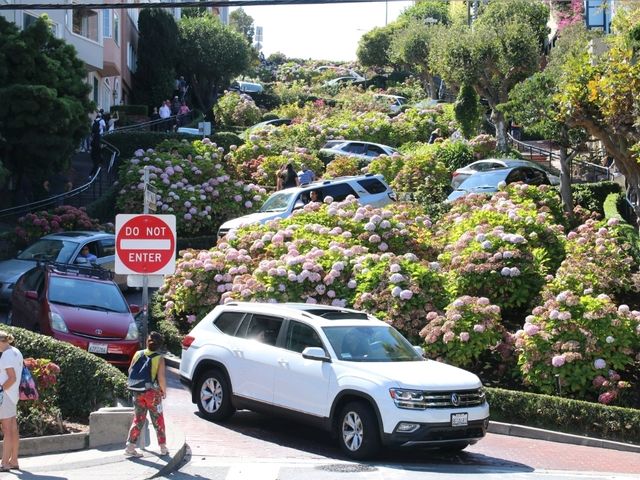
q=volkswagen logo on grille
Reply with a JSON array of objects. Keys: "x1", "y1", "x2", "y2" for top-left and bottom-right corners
[
  {"x1": 451, "y1": 393, "x2": 460, "y2": 406},
  {"x1": 95, "y1": 329, "x2": 103, "y2": 335}
]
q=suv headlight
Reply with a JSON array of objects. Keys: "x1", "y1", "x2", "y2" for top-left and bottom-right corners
[
  {"x1": 125, "y1": 321, "x2": 139, "y2": 341},
  {"x1": 389, "y1": 388, "x2": 427, "y2": 410},
  {"x1": 49, "y1": 312, "x2": 68, "y2": 333}
]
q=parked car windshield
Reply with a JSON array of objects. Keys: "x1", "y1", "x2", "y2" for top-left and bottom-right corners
[
  {"x1": 259, "y1": 192, "x2": 294, "y2": 213},
  {"x1": 458, "y1": 171, "x2": 509, "y2": 189},
  {"x1": 322, "y1": 325, "x2": 422, "y2": 362},
  {"x1": 48, "y1": 277, "x2": 129, "y2": 313},
  {"x1": 17, "y1": 239, "x2": 77, "y2": 263}
]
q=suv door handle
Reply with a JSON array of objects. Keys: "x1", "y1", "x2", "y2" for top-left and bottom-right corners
[
  {"x1": 232, "y1": 348, "x2": 242, "y2": 355},
  {"x1": 277, "y1": 358, "x2": 288, "y2": 366}
]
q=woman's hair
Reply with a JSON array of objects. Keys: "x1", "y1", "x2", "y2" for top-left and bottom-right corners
[
  {"x1": 147, "y1": 331, "x2": 164, "y2": 351},
  {"x1": 0, "y1": 331, "x2": 14, "y2": 344}
]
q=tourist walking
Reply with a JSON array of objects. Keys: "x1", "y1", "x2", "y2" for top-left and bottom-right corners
[
  {"x1": 276, "y1": 163, "x2": 300, "y2": 190},
  {"x1": 124, "y1": 332, "x2": 169, "y2": 458},
  {"x1": 0, "y1": 331, "x2": 24, "y2": 472}
]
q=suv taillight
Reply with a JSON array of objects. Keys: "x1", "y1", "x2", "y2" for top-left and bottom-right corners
[
  {"x1": 182, "y1": 335, "x2": 195, "y2": 350},
  {"x1": 388, "y1": 192, "x2": 397, "y2": 201}
]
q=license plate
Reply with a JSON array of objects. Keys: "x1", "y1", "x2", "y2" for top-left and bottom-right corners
[
  {"x1": 88, "y1": 342, "x2": 108, "y2": 354},
  {"x1": 451, "y1": 413, "x2": 468, "y2": 427}
]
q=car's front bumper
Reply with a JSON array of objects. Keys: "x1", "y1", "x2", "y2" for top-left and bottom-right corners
[
  {"x1": 53, "y1": 332, "x2": 139, "y2": 367},
  {"x1": 382, "y1": 417, "x2": 489, "y2": 447}
]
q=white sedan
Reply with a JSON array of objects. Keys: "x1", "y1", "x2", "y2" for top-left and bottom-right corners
[{"x1": 319, "y1": 140, "x2": 399, "y2": 164}]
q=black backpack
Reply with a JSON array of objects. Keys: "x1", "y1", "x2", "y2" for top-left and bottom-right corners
[
  {"x1": 91, "y1": 119, "x2": 101, "y2": 135},
  {"x1": 127, "y1": 351, "x2": 160, "y2": 391}
]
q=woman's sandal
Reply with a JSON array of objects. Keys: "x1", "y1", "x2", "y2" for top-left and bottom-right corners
[
  {"x1": 0, "y1": 465, "x2": 11, "y2": 472},
  {"x1": 9, "y1": 464, "x2": 20, "y2": 470}
]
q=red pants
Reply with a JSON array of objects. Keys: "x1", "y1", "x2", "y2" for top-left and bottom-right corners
[{"x1": 127, "y1": 388, "x2": 166, "y2": 445}]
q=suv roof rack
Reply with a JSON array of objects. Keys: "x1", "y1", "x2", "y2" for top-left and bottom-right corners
[{"x1": 44, "y1": 261, "x2": 114, "y2": 281}]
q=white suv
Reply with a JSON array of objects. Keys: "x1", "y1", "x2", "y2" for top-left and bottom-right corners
[
  {"x1": 217, "y1": 174, "x2": 395, "y2": 238},
  {"x1": 179, "y1": 303, "x2": 489, "y2": 459}
]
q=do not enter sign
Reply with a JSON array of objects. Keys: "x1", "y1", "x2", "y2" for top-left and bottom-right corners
[{"x1": 115, "y1": 214, "x2": 176, "y2": 275}]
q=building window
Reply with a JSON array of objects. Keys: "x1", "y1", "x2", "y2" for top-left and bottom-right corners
[
  {"x1": 23, "y1": 12, "x2": 38, "y2": 29},
  {"x1": 127, "y1": 42, "x2": 137, "y2": 73},
  {"x1": 93, "y1": 76, "x2": 99, "y2": 105},
  {"x1": 113, "y1": 12, "x2": 120, "y2": 46},
  {"x1": 73, "y1": 9, "x2": 99, "y2": 42},
  {"x1": 103, "y1": 10, "x2": 111, "y2": 38}
]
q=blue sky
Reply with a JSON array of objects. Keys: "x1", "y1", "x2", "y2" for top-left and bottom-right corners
[{"x1": 232, "y1": 2, "x2": 413, "y2": 61}]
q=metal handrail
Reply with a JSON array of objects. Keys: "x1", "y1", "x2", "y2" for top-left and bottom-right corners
[
  {"x1": 107, "y1": 111, "x2": 195, "y2": 134},
  {"x1": 0, "y1": 137, "x2": 122, "y2": 219}
]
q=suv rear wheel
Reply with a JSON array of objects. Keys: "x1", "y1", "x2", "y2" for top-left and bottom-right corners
[
  {"x1": 337, "y1": 401, "x2": 380, "y2": 459},
  {"x1": 196, "y1": 368, "x2": 235, "y2": 421}
]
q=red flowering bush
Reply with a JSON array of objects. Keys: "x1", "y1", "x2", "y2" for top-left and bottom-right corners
[
  {"x1": 18, "y1": 358, "x2": 62, "y2": 437},
  {"x1": 15, "y1": 206, "x2": 104, "y2": 248}
]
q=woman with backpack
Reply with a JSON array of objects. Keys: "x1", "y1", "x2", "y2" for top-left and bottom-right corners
[
  {"x1": 0, "y1": 331, "x2": 23, "y2": 471},
  {"x1": 124, "y1": 331, "x2": 169, "y2": 458}
]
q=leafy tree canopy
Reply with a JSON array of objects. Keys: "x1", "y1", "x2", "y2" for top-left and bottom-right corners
[
  {"x1": 177, "y1": 15, "x2": 251, "y2": 118},
  {"x1": 134, "y1": 8, "x2": 179, "y2": 108},
  {"x1": 229, "y1": 8, "x2": 255, "y2": 44},
  {"x1": 0, "y1": 16, "x2": 92, "y2": 187},
  {"x1": 356, "y1": 24, "x2": 397, "y2": 69},
  {"x1": 398, "y1": 0, "x2": 451, "y2": 26}
]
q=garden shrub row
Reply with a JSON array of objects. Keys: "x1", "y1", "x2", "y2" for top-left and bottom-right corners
[
  {"x1": 571, "y1": 181, "x2": 621, "y2": 216},
  {"x1": 487, "y1": 387, "x2": 640, "y2": 445},
  {"x1": 5, "y1": 326, "x2": 128, "y2": 419},
  {"x1": 107, "y1": 131, "x2": 244, "y2": 160}
]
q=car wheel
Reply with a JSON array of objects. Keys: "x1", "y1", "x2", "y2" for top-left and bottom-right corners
[
  {"x1": 337, "y1": 401, "x2": 380, "y2": 459},
  {"x1": 196, "y1": 368, "x2": 235, "y2": 421}
]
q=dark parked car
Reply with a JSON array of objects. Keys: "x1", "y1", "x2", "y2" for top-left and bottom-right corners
[
  {"x1": 447, "y1": 166, "x2": 551, "y2": 202},
  {"x1": 9, "y1": 263, "x2": 140, "y2": 367}
]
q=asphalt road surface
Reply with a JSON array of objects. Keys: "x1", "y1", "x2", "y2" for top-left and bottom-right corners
[{"x1": 161, "y1": 368, "x2": 640, "y2": 480}]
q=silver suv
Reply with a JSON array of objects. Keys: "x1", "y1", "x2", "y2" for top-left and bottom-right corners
[
  {"x1": 217, "y1": 174, "x2": 396, "y2": 238},
  {"x1": 179, "y1": 302, "x2": 489, "y2": 459}
]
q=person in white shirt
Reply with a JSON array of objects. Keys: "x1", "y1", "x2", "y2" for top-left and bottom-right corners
[
  {"x1": 0, "y1": 331, "x2": 23, "y2": 471},
  {"x1": 159, "y1": 101, "x2": 172, "y2": 132}
]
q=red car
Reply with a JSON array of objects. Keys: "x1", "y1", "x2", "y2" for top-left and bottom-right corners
[{"x1": 9, "y1": 263, "x2": 141, "y2": 367}]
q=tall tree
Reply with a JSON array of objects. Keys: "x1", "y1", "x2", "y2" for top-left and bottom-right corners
[
  {"x1": 430, "y1": 0, "x2": 549, "y2": 151},
  {"x1": 0, "y1": 16, "x2": 92, "y2": 197},
  {"x1": 390, "y1": 21, "x2": 439, "y2": 97},
  {"x1": 229, "y1": 8, "x2": 255, "y2": 44},
  {"x1": 556, "y1": 4, "x2": 640, "y2": 217},
  {"x1": 177, "y1": 15, "x2": 251, "y2": 119},
  {"x1": 134, "y1": 8, "x2": 179, "y2": 109},
  {"x1": 398, "y1": 0, "x2": 451, "y2": 25},
  {"x1": 356, "y1": 25, "x2": 396, "y2": 70},
  {"x1": 503, "y1": 24, "x2": 597, "y2": 214}
]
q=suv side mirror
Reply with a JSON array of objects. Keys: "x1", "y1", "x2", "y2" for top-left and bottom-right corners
[
  {"x1": 293, "y1": 200, "x2": 305, "y2": 210},
  {"x1": 413, "y1": 346, "x2": 425, "y2": 358},
  {"x1": 302, "y1": 347, "x2": 331, "y2": 362},
  {"x1": 75, "y1": 257, "x2": 88, "y2": 265},
  {"x1": 129, "y1": 304, "x2": 141, "y2": 315}
]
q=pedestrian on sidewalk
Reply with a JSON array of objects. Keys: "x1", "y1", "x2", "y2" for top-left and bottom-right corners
[
  {"x1": 0, "y1": 331, "x2": 24, "y2": 472},
  {"x1": 124, "y1": 331, "x2": 169, "y2": 458}
]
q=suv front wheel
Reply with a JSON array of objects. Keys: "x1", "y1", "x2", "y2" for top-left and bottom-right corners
[
  {"x1": 196, "y1": 368, "x2": 235, "y2": 421},
  {"x1": 337, "y1": 401, "x2": 380, "y2": 459}
]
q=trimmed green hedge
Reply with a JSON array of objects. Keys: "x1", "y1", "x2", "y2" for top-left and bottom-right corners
[
  {"x1": 571, "y1": 181, "x2": 621, "y2": 216},
  {"x1": 177, "y1": 234, "x2": 217, "y2": 252},
  {"x1": 487, "y1": 387, "x2": 640, "y2": 445},
  {"x1": 112, "y1": 104, "x2": 149, "y2": 116},
  {"x1": 106, "y1": 131, "x2": 244, "y2": 160},
  {"x1": 85, "y1": 183, "x2": 119, "y2": 223},
  {"x1": 5, "y1": 326, "x2": 128, "y2": 419}
]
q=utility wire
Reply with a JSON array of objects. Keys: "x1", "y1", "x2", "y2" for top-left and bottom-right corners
[{"x1": 0, "y1": 0, "x2": 414, "y2": 11}]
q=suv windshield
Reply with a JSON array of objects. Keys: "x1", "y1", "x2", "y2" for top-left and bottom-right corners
[
  {"x1": 49, "y1": 277, "x2": 129, "y2": 313},
  {"x1": 323, "y1": 325, "x2": 422, "y2": 362},
  {"x1": 260, "y1": 191, "x2": 294, "y2": 212},
  {"x1": 17, "y1": 239, "x2": 78, "y2": 263}
]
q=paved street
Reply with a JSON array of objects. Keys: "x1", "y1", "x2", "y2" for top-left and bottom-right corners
[{"x1": 161, "y1": 368, "x2": 640, "y2": 479}]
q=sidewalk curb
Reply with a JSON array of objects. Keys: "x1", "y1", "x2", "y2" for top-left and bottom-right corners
[{"x1": 488, "y1": 421, "x2": 640, "y2": 453}]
